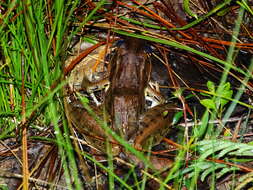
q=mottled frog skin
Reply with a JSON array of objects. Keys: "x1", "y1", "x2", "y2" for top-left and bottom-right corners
[
  {"x1": 105, "y1": 39, "x2": 151, "y2": 141},
  {"x1": 65, "y1": 38, "x2": 178, "y2": 155}
]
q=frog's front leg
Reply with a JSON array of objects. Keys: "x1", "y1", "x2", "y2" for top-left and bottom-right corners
[{"x1": 81, "y1": 76, "x2": 109, "y2": 106}]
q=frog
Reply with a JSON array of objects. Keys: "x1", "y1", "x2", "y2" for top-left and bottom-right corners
[
  {"x1": 64, "y1": 37, "x2": 179, "y2": 159},
  {"x1": 105, "y1": 38, "x2": 151, "y2": 141}
]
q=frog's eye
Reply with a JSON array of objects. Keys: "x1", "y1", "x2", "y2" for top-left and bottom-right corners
[
  {"x1": 144, "y1": 45, "x2": 152, "y2": 53},
  {"x1": 115, "y1": 39, "x2": 124, "y2": 47},
  {"x1": 163, "y1": 110, "x2": 169, "y2": 117}
]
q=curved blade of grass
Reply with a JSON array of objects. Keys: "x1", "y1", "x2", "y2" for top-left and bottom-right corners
[
  {"x1": 194, "y1": 109, "x2": 209, "y2": 139},
  {"x1": 47, "y1": 0, "x2": 79, "y2": 55},
  {"x1": 112, "y1": 30, "x2": 250, "y2": 79},
  {"x1": 112, "y1": 32, "x2": 253, "y2": 112},
  {"x1": 47, "y1": 0, "x2": 65, "y2": 55},
  {"x1": 171, "y1": 0, "x2": 232, "y2": 30},
  {"x1": 183, "y1": 0, "x2": 198, "y2": 19},
  {"x1": 21, "y1": 0, "x2": 40, "y2": 67},
  {"x1": 0, "y1": 0, "x2": 18, "y2": 35},
  {"x1": 119, "y1": 16, "x2": 167, "y2": 30},
  {"x1": 237, "y1": 0, "x2": 253, "y2": 16},
  {"x1": 222, "y1": 58, "x2": 253, "y2": 131},
  {"x1": 113, "y1": 33, "x2": 253, "y2": 109},
  {"x1": 107, "y1": 139, "x2": 115, "y2": 189},
  {"x1": 164, "y1": 147, "x2": 187, "y2": 184},
  {"x1": 68, "y1": 0, "x2": 107, "y2": 42},
  {"x1": 214, "y1": 3, "x2": 246, "y2": 135},
  {"x1": 25, "y1": 80, "x2": 66, "y2": 117}
]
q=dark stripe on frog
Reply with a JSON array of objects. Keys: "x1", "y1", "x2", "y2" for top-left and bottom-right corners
[
  {"x1": 134, "y1": 104, "x2": 177, "y2": 149},
  {"x1": 135, "y1": 118, "x2": 170, "y2": 148}
]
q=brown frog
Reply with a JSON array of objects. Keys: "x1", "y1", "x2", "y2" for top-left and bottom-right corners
[
  {"x1": 65, "y1": 37, "x2": 179, "y2": 156},
  {"x1": 105, "y1": 38, "x2": 151, "y2": 141}
]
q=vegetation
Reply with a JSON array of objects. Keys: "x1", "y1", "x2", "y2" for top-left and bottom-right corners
[{"x1": 0, "y1": 0, "x2": 253, "y2": 189}]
